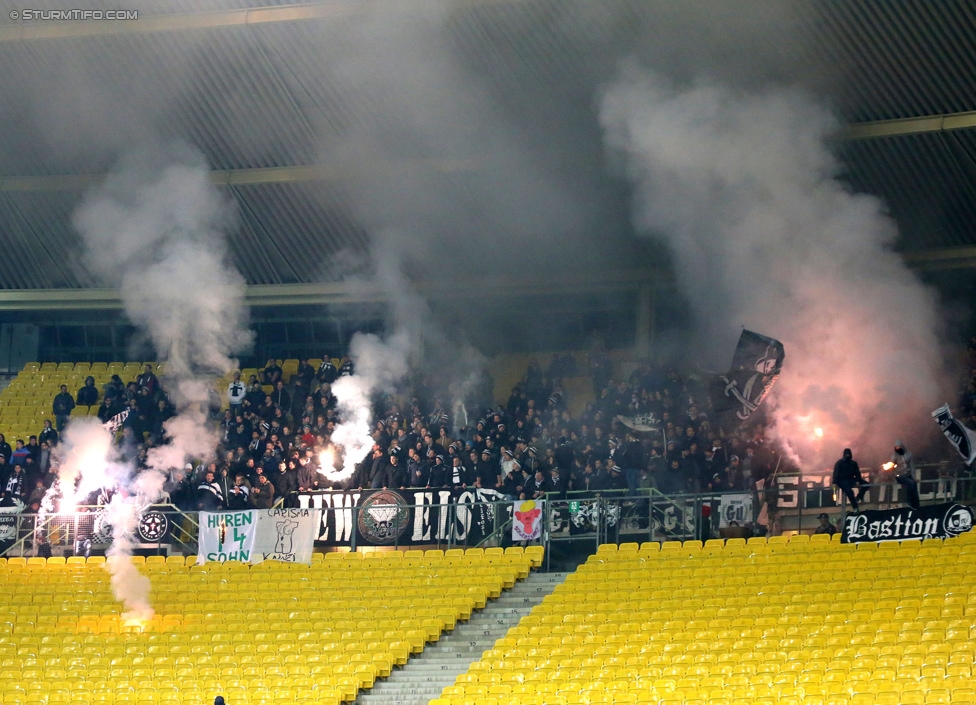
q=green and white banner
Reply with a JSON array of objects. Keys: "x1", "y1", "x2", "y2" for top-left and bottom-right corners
[{"x1": 198, "y1": 508, "x2": 321, "y2": 565}]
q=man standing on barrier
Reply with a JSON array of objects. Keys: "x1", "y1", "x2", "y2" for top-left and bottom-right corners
[
  {"x1": 891, "y1": 439, "x2": 921, "y2": 510},
  {"x1": 832, "y1": 448, "x2": 868, "y2": 512}
]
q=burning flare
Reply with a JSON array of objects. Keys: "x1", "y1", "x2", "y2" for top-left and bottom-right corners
[{"x1": 317, "y1": 446, "x2": 355, "y2": 483}]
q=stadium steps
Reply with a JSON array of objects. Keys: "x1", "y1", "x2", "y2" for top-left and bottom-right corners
[{"x1": 356, "y1": 570, "x2": 568, "y2": 705}]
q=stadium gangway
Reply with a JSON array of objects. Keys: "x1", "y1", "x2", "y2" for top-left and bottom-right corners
[{"x1": 0, "y1": 504, "x2": 200, "y2": 559}]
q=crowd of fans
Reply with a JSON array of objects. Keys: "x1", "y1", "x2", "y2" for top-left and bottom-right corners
[{"x1": 0, "y1": 350, "x2": 793, "y2": 517}]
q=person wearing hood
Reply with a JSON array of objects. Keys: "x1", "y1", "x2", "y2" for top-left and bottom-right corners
[
  {"x1": 77, "y1": 376, "x2": 99, "y2": 407},
  {"x1": 891, "y1": 440, "x2": 920, "y2": 510},
  {"x1": 832, "y1": 448, "x2": 867, "y2": 512}
]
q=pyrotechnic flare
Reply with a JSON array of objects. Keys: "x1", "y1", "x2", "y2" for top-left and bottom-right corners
[{"x1": 63, "y1": 144, "x2": 253, "y2": 620}]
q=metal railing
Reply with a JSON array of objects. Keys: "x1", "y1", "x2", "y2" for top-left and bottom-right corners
[
  {"x1": 6, "y1": 476, "x2": 971, "y2": 561},
  {"x1": 541, "y1": 475, "x2": 976, "y2": 556},
  {"x1": 1, "y1": 504, "x2": 200, "y2": 558}
]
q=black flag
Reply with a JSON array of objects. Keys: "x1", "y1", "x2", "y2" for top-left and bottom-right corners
[
  {"x1": 932, "y1": 404, "x2": 976, "y2": 466},
  {"x1": 710, "y1": 330, "x2": 785, "y2": 433}
]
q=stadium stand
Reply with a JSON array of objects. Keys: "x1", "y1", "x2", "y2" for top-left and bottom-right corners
[
  {"x1": 440, "y1": 534, "x2": 976, "y2": 705},
  {"x1": 0, "y1": 362, "x2": 165, "y2": 442},
  {"x1": 0, "y1": 547, "x2": 539, "y2": 705}
]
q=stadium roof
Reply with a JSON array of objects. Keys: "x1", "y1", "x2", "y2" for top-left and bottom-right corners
[{"x1": 0, "y1": 0, "x2": 974, "y2": 307}]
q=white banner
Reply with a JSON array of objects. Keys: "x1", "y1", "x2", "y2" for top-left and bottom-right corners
[
  {"x1": 718, "y1": 493, "x2": 753, "y2": 528},
  {"x1": 198, "y1": 508, "x2": 321, "y2": 565},
  {"x1": 512, "y1": 500, "x2": 543, "y2": 541}
]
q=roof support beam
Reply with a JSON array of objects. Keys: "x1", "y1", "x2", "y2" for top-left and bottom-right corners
[
  {"x1": 900, "y1": 246, "x2": 976, "y2": 271},
  {"x1": 840, "y1": 110, "x2": 976, "y2": 140},
  {"x1": 0, "y1": 270, "x2": 662, "y2": 311},
  {"x1": 0, "y1": 160, "x2": 479, "y2": 192}
]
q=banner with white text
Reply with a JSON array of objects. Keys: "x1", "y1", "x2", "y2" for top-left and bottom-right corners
[
  {"x1": 198, "y1": 508, "x2": 321, "y2": 564},
  {"x1": 295, "y1": 487, "x2": 509, "y2": 547},
  {"x1": 842, "y1": 502, "x2": 973, "y2": 543}
]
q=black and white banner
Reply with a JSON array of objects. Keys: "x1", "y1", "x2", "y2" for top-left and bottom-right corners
[
  {"x1": 295, "y1": 487, "x2": 509, "y2": 547},
  {"x1": 842, "y1": 502, "x2": 974, "y2": 543},
  {"x1": 0, "y1": 499, "x2": 24, "y2": 551},
  {"x1": 710, "y1": 329, "x2": 784, "y2": 433},
  {"x1": 104, "y1": 409, "x2": 131, "y2": 434},
  {"x1": 932, "y1": 404, "x2": 976, "y2": 466}
]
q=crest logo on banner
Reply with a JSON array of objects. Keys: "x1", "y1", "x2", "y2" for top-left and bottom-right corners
[
  {"x1": 137, "y1": 509, "x2": 170, "y2": 542},
  {"x1": 198, "y1": 509, "x2": 321, "y2": 564},
  {"x1": 842, "y1": 502, "x2": 974, "y2": 543},
  {"x1": 357, "y1": 490, "x2": 411, "y2": 545},
  {"x1": 297, "y1": 487, "x2": 508, "y2": 547},
  {"x1": 512, "y1": 499, "x2": 543, "y2": 541}
]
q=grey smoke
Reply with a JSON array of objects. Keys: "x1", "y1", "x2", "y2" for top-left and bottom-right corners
[
  {"x1": 69, "y1": 142, "x2": 253, "y2": 616},
  {"x1": 73, "y1": 143, "x2": 252, "y2": 387},
  {"x1": 600, "y1": 66, "x2": 948, "y2": 466}
]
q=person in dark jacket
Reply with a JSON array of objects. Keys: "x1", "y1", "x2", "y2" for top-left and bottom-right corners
[
  {"x1": 814, "y1": 512, "x2": 837, "y2": 536},
  {"x1": 226, "y1": 474, "x2": 251, "y2": 510},
  {"x1": 103, "y1": 375, "x2": 125, "y2": 402},
  {"x1": 260, "y1": 359, "x2": 282, "y2": 386},
  {"x1": 270, "y1": 461, "x2": 298, "y2": 506},
  {"x1": 297, "y1": 460, "x2": 320, "y2": 493},
  {"x1": 39, "y1": 420, "x2": 58, "y2": 448},
  {"x1": 77, "y1": 376, "x2": 99, "y2": 407},
  {"x1": 196, "y1": 471, "x2": 223, "y2": 511},
  {"x1": 249, "y1": 474, "x2": 275, "y2": 508},
  {"x1": 97, "y1": 396, "x2": 122, "y2": 424},
  {"x1": 317, "y1": 357, "x2": 338, "y2": 386},
  {"x1": 244, "y1": 382, "x2": 267, "y2": 411},
  {"x1": 295, "y1": 358, "x2": 315, "y2": 387},
  {"x1": 387, "y1": 453, "x2": 408, "y2": 489},
  {"x1": 448, "y1": 456, "x2": 471, "y2": 489},
  {"x1": 832, "y1": 448, "x2": 867, "y2": 511},
  {"x1": 620, "y1": 434, "x2": 645, "y2": 495},
  {"x1": 528, "y1": 470, "x2": 551, "y2": 499},
  {"x1": 53, "y1": 384, "x2": 75, "y2": 431},
  {"x1": 428, "y1": 455, "x2": 449, "y2": 488},
  {"x1": 3, "y1": 464, "x2": 27, "y2": 502},
  {"x1": 408, "y1": 449, "x2": 430, "y2": 488},
  {"x1": 891, "y1": 440, "x2": 921, "y2": 510},
  {"x1": 136, "y1": 364, "x2": 159, "y2": 396}
]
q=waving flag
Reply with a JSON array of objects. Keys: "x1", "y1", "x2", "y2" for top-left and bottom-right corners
[
  {"x1": 710, "y1": 330, "x2": 785, "y2": 433},
  {"x1": 932, "y1": 404, "x2": 976, "y2": 466}
]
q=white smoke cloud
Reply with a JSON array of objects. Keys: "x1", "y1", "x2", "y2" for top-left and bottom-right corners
[
  {"x1": 326, "y1": 234, "x2": 487, "y2": 478},
  {"x1": 326, "y1": 331, "x2": 412, "y2": 481},
  {"x1": 45, "y1": 418, "x2": 118, "y2": 516},
  {"x1": 600, "y1": 66, "x2": 948, "y2": 467},
  {"x1": 63, "y1": 142, "x2": 252, "y2": 618},
  {"x1": 104, "y1": 495, "x2": 153, "y2": 623},
  {"x1": 73, "y1": 144, "x2": 252, "y2": 387}
]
